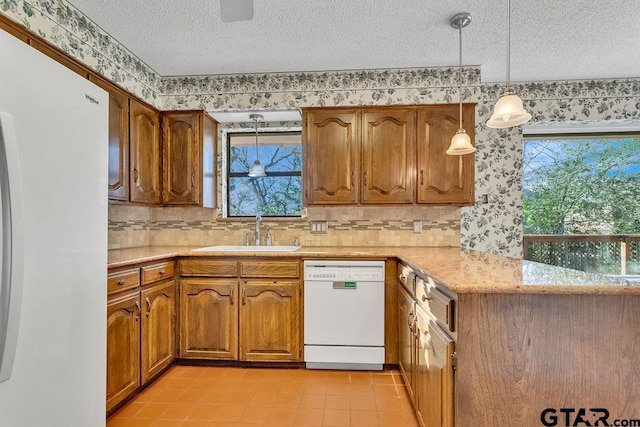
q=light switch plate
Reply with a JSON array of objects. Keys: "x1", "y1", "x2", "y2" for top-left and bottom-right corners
[
  {"x1": 310, "y1": 220, "x2": 328, "y2": 234},
  {"x1": 413, "y1": 220, "x2": 422, "y2": 234}
]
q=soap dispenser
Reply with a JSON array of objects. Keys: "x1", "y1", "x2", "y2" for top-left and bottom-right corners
[{"x1": 266, "y1": 227, "x2": 272, "y2": 246}]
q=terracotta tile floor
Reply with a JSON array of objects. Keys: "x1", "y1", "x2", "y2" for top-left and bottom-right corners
[{"x1": 107, "y1": 366, "x2": 419, "y2": 427}]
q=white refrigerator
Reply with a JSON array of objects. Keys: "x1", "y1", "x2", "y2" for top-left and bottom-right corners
[{"x1": 0, "y1": 28, "x2": 108, "y2": 426}]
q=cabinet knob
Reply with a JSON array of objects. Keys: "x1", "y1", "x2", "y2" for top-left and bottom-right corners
[
  {"x1": 117, "y1": 279, "x2": 125, "y2": 286},
  {"x1": 191, "y1": 171, "x2": 196, "y2": 188},
  {"x1": 145, "y1": 297, "x2": 151, "y2": 317},
  {"x1": 133, "y1": 167, "x2": 139, "y2": 182},
  {"x1": 420, "y1": 169, "x2": 425, "y2": 186},
  {"x1": 421, "y1": 295, "x2": 432, "y2": 303},
  {"x1": 351, "y1": 171, "x2": 355, "y2": 187},
  {"x1": 230, "y1": 287, "x2": 234, "y2": 305},
  {"x1": 158, "y1": 270, "x2": 165, "y2": 276},
  {"x1": 363, "y1": 171, "x2": 368, "y2": 187}
]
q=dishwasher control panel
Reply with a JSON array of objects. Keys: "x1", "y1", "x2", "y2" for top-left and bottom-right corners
[{"x1": 304, "y1": 260, "x2": 385, "y2": 282}]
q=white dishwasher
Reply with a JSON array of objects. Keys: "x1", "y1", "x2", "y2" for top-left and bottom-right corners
[{"x1": 304, "y1": 260, "x2": 385, "y2": 370}]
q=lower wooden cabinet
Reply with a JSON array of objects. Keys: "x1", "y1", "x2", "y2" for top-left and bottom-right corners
[
  {"x1": 106, "y1": 291, "x2": 140, "y2": 413},
  {"x1": 240, "y1": 280, "x2": 300, "y2": 361},
  {"x1": 141, "y1": 281, "x2": 177, "y2": 383},
  {"x1": 180, "y1": 278, "x2": 238, "y2": 360},
  {"x1": 178, "y1": 258, "x2": 302, "y2": 362},
  {"x1": 398, "y1": 262, "x2": 455, "y2": 427},
  {"x1": 106, "y1": 261, "x2": 176, "y2": 413},
  {"x1": 415, "y1": 305, "x2": 454, "y2": 427},
  {"x1": 398, "y1": 283, "x2": 417, "y2": 405}
]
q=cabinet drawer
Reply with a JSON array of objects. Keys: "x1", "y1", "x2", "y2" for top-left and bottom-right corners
[
  {"x1": 107, "y1": 268, "x2": 140, "y2": 295},
  {"x1": 240, "y1": 261, "x2": 300, "y2": 278},
  {"x1": 397, "y1": 263, "x2": 416, "y2": 295},
  {"x1": 141, "y1": 261, "x2": 174, "y2": 285},
  {"x1": 418, "y1": 277, "x2": 455, "y2": 333},
  {"x1": 180, "y1": 258, "x2": 238, "y2": 277}
]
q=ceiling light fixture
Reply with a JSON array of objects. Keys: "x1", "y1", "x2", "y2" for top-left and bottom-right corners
[
  {"x1": 247, "y1": 113, "x2": 267, "y2": 177},
  {"x1": 447, "y1": 12, "x2": 475, "y2": 156},
  {"x1": 486, "y1": 0, "x2": 531, "y2": 128}
]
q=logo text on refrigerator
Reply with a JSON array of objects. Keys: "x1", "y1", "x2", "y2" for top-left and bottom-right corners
[{"x1": 85, "y1": 94, "x2": 100, "y2": 105}]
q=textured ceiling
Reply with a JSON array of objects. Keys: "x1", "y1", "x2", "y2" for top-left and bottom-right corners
[{"x1": 67, "y1": 0, "x2": 640, "y2": 83}]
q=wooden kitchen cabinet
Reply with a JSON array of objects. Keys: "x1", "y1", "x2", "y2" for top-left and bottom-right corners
[
  {"x1": 90, "y1": 76, "x2": 130, "y2": 202},
  {"x1": 240, "y1": 280, "x2": 301, "y2": 361},
  {"x1": 303, "y1": 104, "x2": 474, "y2": 206},
  {"x1": 415, "y1": 304, "x2": 454, "y2": 427},
  {"x1": 398, "y1": 282, "x2": 417, "y2": 405},
  {"x1": 129, "y1": 99, "x2": 161, "y2": 204},
  {"x1": 303, "y1": 109, "x2": 359, "y2": 205},
  {"x1": 417, "y1": 104, "x2": 475, "y2": 205},
  {"x1": 106, "y1": 290, "x2": 140, "y2": 412},
  {"x1": 161, "y1": 111, "x2": 217, "y2": 207},
  {"x1": 179, "y1": 278, "x2": 239, "y2": 360},
  {"x1": 106, "y1": 260, "x2": 176, "y2": 414},
  {"x1": 178, "y1": 257, "x2": 302, "y2": 362},
  {"x1": 361, "y1": 109, "x2": 416, "y2": 204},
  {"x1": 141, "y1": 280, "x2": 176, "y2": 384}
]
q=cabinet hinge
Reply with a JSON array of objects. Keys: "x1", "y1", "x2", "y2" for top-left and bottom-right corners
[{"x1": 451, "y1": 351, "x2": 458, "y2": 370}]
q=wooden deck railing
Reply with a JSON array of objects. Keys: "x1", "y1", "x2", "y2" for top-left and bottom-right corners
[{"x1": 523, "y1": 234, "x2": 640, "y2": 275}]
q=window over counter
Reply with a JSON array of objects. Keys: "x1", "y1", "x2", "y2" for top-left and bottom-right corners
[
  {"x1": 522, "y1": 129, "x2": 640, "y2": 276},
  {"x1": 226, "y1": 131, "x2": 303, "y2": 217}
]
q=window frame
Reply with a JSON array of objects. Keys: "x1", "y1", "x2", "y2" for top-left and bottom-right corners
[{"x1": 225, "y1": 129, "x2": 303, "y2": 218}]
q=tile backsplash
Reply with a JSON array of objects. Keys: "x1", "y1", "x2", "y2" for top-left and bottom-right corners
[{"x1": 108, "y1": 204, "x2": 460, "y2": 249}]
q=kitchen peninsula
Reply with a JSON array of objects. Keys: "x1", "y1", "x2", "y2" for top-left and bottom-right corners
[{"x1": 108, "y1": 246, "x2": 640, "y2": 426}]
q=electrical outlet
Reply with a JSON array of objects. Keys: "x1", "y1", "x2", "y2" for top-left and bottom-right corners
[
  {"x1": 310, "y1": 220, "x2": 328, "y2": 234},
  {"x1": 413, "y1": 220, "x2": 422, "y2": 234}
]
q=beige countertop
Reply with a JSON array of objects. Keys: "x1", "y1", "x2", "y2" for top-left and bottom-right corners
[{"x1": 108, "y1": 245, "x2": 638, "y2": 295}]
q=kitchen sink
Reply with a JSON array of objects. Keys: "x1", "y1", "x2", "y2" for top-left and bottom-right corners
[{"x1": 192, "y1": 245, "x2": 300, "y2": 252}]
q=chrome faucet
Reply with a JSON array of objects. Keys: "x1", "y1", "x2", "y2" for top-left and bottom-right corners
[{"x1": 254, "y1": 214, "x2": 262, "y2": 245}]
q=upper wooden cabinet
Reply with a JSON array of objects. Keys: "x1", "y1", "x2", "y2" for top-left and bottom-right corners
[
  {"x1": 161, "y1": 111, "x2": 217, "y2": 207},
  {"x1": 130, "y1": 99, "x2": 161, "y2": 204},
  {"x1": 302, "y1": 104, "x2": 475, "y2": 206},
  {"x1": 90, "y1": 76, "x2": 130, "y2": 202},
  {"x1": 361, "y1": 109, "x2": 416, "y2": 204},
  {"x1": 303, "y1": 109, "x2": 359, "y2": 205},
  {"x1": 417, "y1": 104, "x2": 475, "y2": 205}
]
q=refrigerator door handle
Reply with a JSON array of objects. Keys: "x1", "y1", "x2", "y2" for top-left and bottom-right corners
[{"x1": 0, "y1": 112, "x2": 25, "y2": 383}]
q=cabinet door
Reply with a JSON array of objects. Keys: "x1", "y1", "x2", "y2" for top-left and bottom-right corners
[
  {"x1": 417, "y1": 105, "x2": 475, "y2": 205},
  {"x1": 106, "y1": 291, "x2": 140, "y2": 412},
  {"x1": 416, "y1": 307, "x2": 455, "y2": 427},
  {"x1": 141, "y1": 280, "x2": 176, "y2": 384},
  {"x1": 180, "y1": 279, "x2": 238, "y2": 360},
  {"x1": 162, "y1": 112, "x2": 200, "y2": 205},
  {"x1": 130, "y1": 99, "x2": 161, "y2": 204},
  {"x1": 90, "y1": 76, "x2": 130, "y2": 201},
  {"x1": 303, "y1": 109, "x2": 359, "y2": 205},
  {"x1": 240, "y1": 280, "x2": 301, "y2": 362},
  {"x1": 398, "y1": 284, "x2": 416, "y2": 404},
  {"x1": 361, "y1": 109, "x2": 416, "y2": 204}
]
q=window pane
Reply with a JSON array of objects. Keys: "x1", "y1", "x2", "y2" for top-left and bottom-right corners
[
  {"x1": 228, "y1": 176, "x2": 302, "y2": 217},
  {"x1": 523, "y1": 135, "x2": 640, "y2": 275},
  {"x1": 227, "y1": 131, "x2": 303, "y2": 217}
]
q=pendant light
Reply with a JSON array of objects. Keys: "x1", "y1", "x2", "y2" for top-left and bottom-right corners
[
  {"x1": 247, "y1": 113, "x2": 266, "y2": 177},
  {"x1": 446, "y1": 12, "x2": 475, "y2": 156},
  {"x1": 486, "y1": 0, "x2": 531, "y2": 128}
]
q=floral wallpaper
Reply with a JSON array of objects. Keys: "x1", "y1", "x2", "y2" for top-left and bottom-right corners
[
  {"x1": 0, "y1": 0, "x2": 161, "y2": 104},
  {"x1": 2, "y1": 1, "x2": 639, "y2": 258}
]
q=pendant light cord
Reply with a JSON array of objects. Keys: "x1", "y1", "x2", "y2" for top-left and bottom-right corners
[
  {"x1": 458, "y1": 23, "x2": 463, "y2": 128},
  {"x1": 506, "y1": 0, "x2": 511, "y2": 91},
  {"x1": 254, "y1": 116, "x2": 259, "y2": 162}
]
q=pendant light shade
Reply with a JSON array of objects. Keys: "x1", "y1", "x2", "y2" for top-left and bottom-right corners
[
  {"x1": 247, "y1": 113, "x2": 266, "y2": 177},
  {"x1": 447, "y1": 12, "x2": 475, "y2": 156},
  {"x1": 487, "y1": 0, "x2": 531, "y2": 129},
  {"x1": 486, "y1": 91, "x2": 531, "y2": 128}
]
